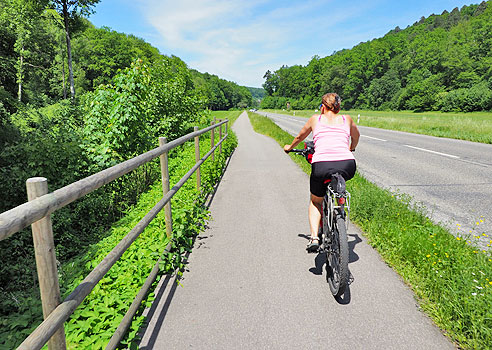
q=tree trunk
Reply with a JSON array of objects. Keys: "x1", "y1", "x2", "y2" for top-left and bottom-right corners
[
  {"x1": 17, "y1": 54, "x2": 23, "y2": 102},
  {"x1": 61, "y1": 40, "x2": 66, "y2": 99},
  {"x1": 62, "y1": 0, "x2": 75, "y2": 99}
]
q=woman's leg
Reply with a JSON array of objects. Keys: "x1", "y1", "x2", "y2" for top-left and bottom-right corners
[{"x1": 309, "y1": 194, "x2": 324, "y2": 240}]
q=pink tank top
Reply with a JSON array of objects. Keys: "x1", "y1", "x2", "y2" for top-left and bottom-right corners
[{"x1": 312, "y1": 114, "x2": 355, "y2": 163}]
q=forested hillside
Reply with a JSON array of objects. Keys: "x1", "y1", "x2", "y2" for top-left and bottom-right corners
[
  {"x1": 0, "y1": 0, "x2": 251, "y2": 320},
  {"x1": 0, "y1": 1, "x2": 252, "y2": 113},
  {"x1": 191, "y1": 70, "x2": 253, "y2": 110},
  {"x1": 247, "y1": 86, "x2": 266, "y2": 101},
  {"x1": 261, "y1": 1, "x2": 492, "y2": 112}
]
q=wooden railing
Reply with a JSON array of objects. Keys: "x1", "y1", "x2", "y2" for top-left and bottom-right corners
[{"x1": 0, "y1": 119, "x2": 229, "y2": 350}]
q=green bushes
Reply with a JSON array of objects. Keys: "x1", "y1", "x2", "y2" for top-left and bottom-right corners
[
  {"x1": 0, "y1": 58, "x2": 211, "y2": 319},
  {"x1": 438, "y1": 82, "x2": 492, "y2": 112},
  {"x1": 0, "y1": 101, "x2": 106, "y2": 305},
  {"x1": 0, "y1": 122, "x2": 238, "y2": 349},
  {"x1": 83, "y1": 58, "x2": 205, "y2": 167}
]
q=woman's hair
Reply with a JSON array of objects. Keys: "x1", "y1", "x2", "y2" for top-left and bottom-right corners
[{"x1": 321, "y1": 93, "x2": 341, "y2": 114}]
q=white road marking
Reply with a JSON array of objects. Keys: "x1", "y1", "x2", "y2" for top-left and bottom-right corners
[
  {"x1": 405, "y1": 145, "x2": 460, "y2": 159},
  {"x1": 361, "y1": 135, "x2": 387, "y2": 142}
]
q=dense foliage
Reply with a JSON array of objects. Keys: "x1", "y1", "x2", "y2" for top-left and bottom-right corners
[
  {"x1": 247, "y1": 86, "x2": 266, "y2": 100},
  {"x1": 247, "y1": 86, "x2": 266, "y2": 107},
  {"x1": 0, "y1": 56, "x2": 205, "y2": 314},
  {"x1": 191, "y1": 70, "x2": 254, "y2": 110},
  {"x1": 0, "y1": 124, "x2": 238, "y2": 348},
  {"x1": 261, "y1": 1, "x2": 492, "y2": 112},
  {"x1": 0, "y1": 0, "x2": 250, "y2": 334}
]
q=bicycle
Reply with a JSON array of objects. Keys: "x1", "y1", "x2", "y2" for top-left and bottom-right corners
[{"x1": 289, "y1": 142, "x2": 351, "y2": 297}]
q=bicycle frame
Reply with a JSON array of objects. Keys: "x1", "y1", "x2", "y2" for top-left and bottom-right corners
[{"x1": 324, "y1": 186, "x2": 351, "y2": 233}]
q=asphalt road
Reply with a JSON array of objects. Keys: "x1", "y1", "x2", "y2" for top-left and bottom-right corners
[
  {"x1": 257, "y1": 111, "x2": 492, "y2": 250},
  {"x1": 138, "y1": 112, "x2": 454, "y2": 349}
]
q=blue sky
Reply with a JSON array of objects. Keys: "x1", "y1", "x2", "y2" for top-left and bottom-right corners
[{"x1": 90, "y1": 0, "x2": 476, "y2": 87}]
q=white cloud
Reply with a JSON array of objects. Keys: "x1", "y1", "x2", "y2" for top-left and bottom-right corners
[
  {"x1": 134, "y1": 0, "x2": 322, "y2": 86},
  {"x1": 136, "y1": 0, "x2": 385, "y2": 87}
]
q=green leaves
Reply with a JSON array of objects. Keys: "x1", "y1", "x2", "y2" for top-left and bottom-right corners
[
  {"x1": 82, "y1": 60, "x2": 153, "y2": 165},
  {"x1": 81, "y1": 57, "x2": 209, "y2": 168},
  {"x1": 0, "y1": 122, "x2": 238, "y2": 349},
  {"x1": 262, "y1": 3, "x2": 492, "y2": 112},
  {"x1": 193, "y1": 71, "x2": 253, "y2": 110}
]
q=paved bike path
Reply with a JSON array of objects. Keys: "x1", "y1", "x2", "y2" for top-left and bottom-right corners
[{"x1": 138, "y1": 112, "x2": 454, "y2": 349}]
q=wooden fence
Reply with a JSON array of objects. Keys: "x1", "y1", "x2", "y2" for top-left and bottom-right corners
[{"x1": 0, "y1": 119, "x2": 229, "y2": 350}]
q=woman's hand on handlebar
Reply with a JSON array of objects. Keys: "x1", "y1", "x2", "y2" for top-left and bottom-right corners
[{"x1": 283, "y1": 145, "x2": 292, "y2": 153}]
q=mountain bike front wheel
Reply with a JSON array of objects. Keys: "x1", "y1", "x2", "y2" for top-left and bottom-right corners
[{"x1": 327, "y1": 213, "x2": 349, "y2": 297}]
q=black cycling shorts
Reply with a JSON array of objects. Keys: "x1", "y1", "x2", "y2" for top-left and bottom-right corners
[{"x1": 310, "y1": 159, "x2": 356, "y2": 197}]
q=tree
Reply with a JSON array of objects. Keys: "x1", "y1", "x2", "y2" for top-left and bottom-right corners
[
  {"x1": 50, "y1": 0, "x2": 100, "y2": 99},
  {"x1": 71, "y1": 25, "x2": 162, "y2": 90},
  {"x1": 473, "y1": 1, "x2": 488, "y2": 16},
  {"x1": 0, "y1": 7, "x2": 17, "y2": 108},
  {"x1": 365, "y1": 70, "x2": 401, "y2": 109},
  {"x1": 2, "y1": 0, "x2": 49, "y2": 102},
  {"x1": 262, "y1": 70, "x2": 279, "y2": 95}
]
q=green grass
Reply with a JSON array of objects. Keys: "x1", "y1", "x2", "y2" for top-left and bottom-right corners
[
  {"x1": 262, "y1": 109, "x2": 492, "y2": 144},
  {"x1": 248, "y1": 111, "x2": 492, "y2": 349},
  {"x1": 211, "y1": 110, "x2": 243, "y2": 125}
]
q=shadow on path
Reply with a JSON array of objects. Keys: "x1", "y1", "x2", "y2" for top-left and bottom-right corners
[
  {"x1": 138, "y1": 272, "x2": 180, "y2": 350},
  {"x1": 204, "y1": 148, "x2": 236, "y2": 210},
  {"x1": 300, "y1": 230, "x2": 362, "y2": 305}
]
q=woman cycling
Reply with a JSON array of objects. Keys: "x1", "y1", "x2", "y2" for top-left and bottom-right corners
[{"x1": 283, "y1": 93, "x2": 360, "y2": 252}]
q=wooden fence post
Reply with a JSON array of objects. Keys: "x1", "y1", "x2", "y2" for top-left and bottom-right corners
[
  {"x1": 194, "y1": 126, "x2": 201, "y2": 191},
  {"x1": 26, "y1": 177, "x2": 66, "y2": 350},
  {"x1": 159, "y1": 137, "x2": 172, "y2": 238},
  {"x1": 211, "y1": 117, "x2": 216, "y2": 161},
  {"x1": 219, "y1": 121, "x2": 222, "y2": 154}
]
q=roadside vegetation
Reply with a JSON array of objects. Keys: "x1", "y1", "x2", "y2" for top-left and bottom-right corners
[
  {"x1": 0, "y1": 111, "x2": 239, "y2": 349},
  {"x1": 210, "y1": 110, "x2": 243, "y2": 125},
  {"x1": 247, "y1": 111, "x2": 492, "y2": 349},
  {"x1": 261, "y1": 108, "x2": 492, "y2": 144}
]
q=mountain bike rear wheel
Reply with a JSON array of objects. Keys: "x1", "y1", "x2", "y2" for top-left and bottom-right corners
[{"x1": 327, "y1": 213, "x2": 349, "y2": 297}]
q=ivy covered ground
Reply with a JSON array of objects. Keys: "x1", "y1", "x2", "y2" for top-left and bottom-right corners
[{"x1": 0, "y1": 111, "x2": 239, "y2": 349}]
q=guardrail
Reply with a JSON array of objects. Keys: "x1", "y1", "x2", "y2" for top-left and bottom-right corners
[{"x1": 0, "y1": 119, "x2": 229, "y2": 350}]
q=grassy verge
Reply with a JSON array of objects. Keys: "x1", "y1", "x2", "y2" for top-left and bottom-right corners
[
  {"x1": 211, "y1": 110, "x2": 243, "y2": 125},
  {"x1": 261, "y1": 109, "x2": 492, "y2": 144},
  {"x1": 248, "y1": 111, "x2": 492, "y2": 349},
  {"x1": 0, "y1": 114, "x2": 240, "y2": 349}
]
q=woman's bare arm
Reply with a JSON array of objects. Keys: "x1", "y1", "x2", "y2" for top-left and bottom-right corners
[
  {"x1": 347, "y1": 115, "x2": 360, "y2": 151},
  {"x1": 283, "y1": 116, "x2": 315, "y2": 152}
]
